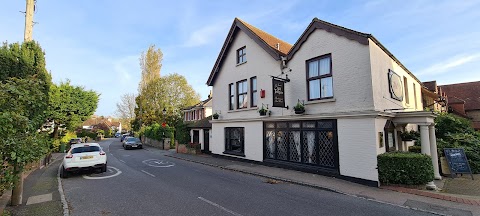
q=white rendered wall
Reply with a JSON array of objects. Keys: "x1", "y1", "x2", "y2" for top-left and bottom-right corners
[
  {"x1": 211, "y1": 30, "x2": 281, "y2": 120},
  {"x1": 368, "y1": 39, "x2": 423, "y2": 112},
  {"x1": 338, "y1": 118, "x2": 378, "y2": 182},
  {"x1": 211, "y1": 121, "x2": 263, "y2": 161},
  {"x1": 286, "y1": 29, "x2": 374, "y2": 115}
]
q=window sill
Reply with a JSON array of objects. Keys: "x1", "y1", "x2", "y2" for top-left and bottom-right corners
[
  {"x1": 223, "y1": 151, "x2": 245, "y2": 157},
  {"x1": 228, "y1": 107, "x2": 257, "y2": 113},
  {"x1": 236, "y1": 61, "x2": 247, "y2": 67},
  {"x1": 305, "y1": 98, "x2": 336, "y2": 105}
]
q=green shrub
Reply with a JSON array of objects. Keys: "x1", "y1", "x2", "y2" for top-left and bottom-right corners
[
  {"x1": 435, "y1": 112, "x2": 480, "y2": 173},
  {"x1": 378, "y1": 152, "x2": 434, "y2": 185},
  {"x1": 143, "y1": 123, "x2": 174, "y2": 141},
  {"x1": 408, "y1": 146, "x2": 422, "y2": 153}
]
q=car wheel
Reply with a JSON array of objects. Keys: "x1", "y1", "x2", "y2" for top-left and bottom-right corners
[
  {"x1": 101, "y1": 164, "x2": 107, "y2": 172},
  {"x1": 60, "y1": 166, "x2": 69, "y2": 179},
  {"x1": 139, "y1": 146, "x2": 143, "y2": 149}
]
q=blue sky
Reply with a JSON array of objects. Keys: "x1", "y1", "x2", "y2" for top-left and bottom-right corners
[{"x1": 1, "y1": 0, "x2": 479, "y2": 116}]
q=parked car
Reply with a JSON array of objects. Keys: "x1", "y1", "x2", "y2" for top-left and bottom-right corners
[
  {"x1": 60, "y1": 143, "x2": 107, "y2": 178},
  {"x1": 123, "y1": 137, "x2": 143, "y2": 150},
  {"x1": 68, "y1": 138, "x2": 83, "y2": 145},
  {"x1": 120, "y1": 134, "x2": 130, "y2": 142}
]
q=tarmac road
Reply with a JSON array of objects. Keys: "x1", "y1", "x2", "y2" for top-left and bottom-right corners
[{"x1": 61, "y1": 138, "x2": 434, "y2": 216}]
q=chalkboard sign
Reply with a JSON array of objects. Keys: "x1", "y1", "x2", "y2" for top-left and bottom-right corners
[
  {"x1": 444, "y1": 148, "x2": 474, "y2": 180},
  {"x1": 272, "y1": 79, "x2": 285, "y2": 108}
]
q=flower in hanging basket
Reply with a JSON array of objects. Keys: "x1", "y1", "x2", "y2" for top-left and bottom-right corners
[
  {"x1": 400, "y1": 130, "x2": 420, "y2": 141},
  {"x1": 212, "y1": 113, "x2": 219, "y2": 119},
  {"x1": 294, "y1": 100, "x2": 305, "y2": 114},
  {"x1": 259, "y1": 107, "x2": 268, "y2": 116}
]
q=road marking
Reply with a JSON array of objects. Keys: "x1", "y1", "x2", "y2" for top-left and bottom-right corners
[
  {"x1": 26, "y1": 193, "x2": 52, "y2": 205},
  {"x1": 83, "y1": 166, "x2": 122, "y2": 180},
  {"x1": 141, "y1": 170, "x2": 155, "y2": 177},
  {"x1": 142, "y1": 159, "x2": 175, "y2": 168},
  {"x1": 198, "y1": 197, "x2": 243, "y2": 216},
  {"x1": 119, "y1": 159, "x2": 126, "y2": 163}
]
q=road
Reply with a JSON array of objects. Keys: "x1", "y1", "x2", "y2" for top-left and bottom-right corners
[{"x1": 62, "y1": 138, "x2": 434, "y2": 216}]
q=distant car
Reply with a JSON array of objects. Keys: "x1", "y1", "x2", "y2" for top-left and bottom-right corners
[
  {"x1": 115, "y1": 132, "x2": 121, "y2": 138},
  {"x1": 68, "y1": 138, "x2": 83, "y2": 145},
  {"x1": 120, "y1": 134, "x2": 130, "y2": 142},
  {"x1": 123, "y1": 137, "x2": 143, "y2": 150},
  {"x1": 60, "y1": 143, "x2": 107, "y2": 178}
]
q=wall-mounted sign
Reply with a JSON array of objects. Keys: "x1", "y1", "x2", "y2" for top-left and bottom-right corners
[
  {"x1": 272, "y1": 79, "x2": 285, "y2": 107},
  {"x1": 388, "y1": 70, "x2": 403, "y2": 101}
]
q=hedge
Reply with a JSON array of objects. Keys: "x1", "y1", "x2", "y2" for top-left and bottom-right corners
[
  {"x1": 378, "y1": 152, "x2": 434, "y2": 185},
  {"x1": 142, "y1": 123, "x2": 174, "y2": 142}
]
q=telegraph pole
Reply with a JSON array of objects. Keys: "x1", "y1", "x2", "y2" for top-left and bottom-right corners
[
  {"x1": 24, "y1": 0, "x2": 35, "y2": 41},
  {"x1": 12, "y1": 0, "x2": 36, "y2": 206}
]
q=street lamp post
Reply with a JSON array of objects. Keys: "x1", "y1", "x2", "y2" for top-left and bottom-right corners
[{"x1": 162, "y1": 107, "x2": 166, "y2": 137}]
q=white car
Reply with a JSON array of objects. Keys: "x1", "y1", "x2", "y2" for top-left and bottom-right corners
[{"x1": 60, "y1": 143, "x2": 107, "y2": 178}]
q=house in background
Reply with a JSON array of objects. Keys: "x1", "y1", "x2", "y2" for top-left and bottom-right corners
[
  {"x1": 183, "y1": 94, "x2": 213, "y2": 152},
  {"x1": 421, "y1": 81, "x2": 448, "y2": 112},
  {"x1": 206, "y1": 17, "x2": 440, "y2": 186},
  {"x1": 81, "y1": 115, "x2": 122, "y2": 133},
  {"x1": 440, "y1": 81, "x2": 480, "y2": 130}
]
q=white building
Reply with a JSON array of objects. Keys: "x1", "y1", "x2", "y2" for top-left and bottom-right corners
[
  {"x1": 206, "y1": 18, "x2": 440, "y2": 186},
  {"x1": 183, "y1": 96, "x2": 213, "y2": 152}
]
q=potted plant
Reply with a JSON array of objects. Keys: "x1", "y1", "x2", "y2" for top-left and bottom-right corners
[
  {"x1": 258, "y1": 106, "x2": 268, "y2": 116},
  {"x1": 400, "y1": 130, "x2": 420, "y2": 141},
  {"x1": 212, "y1": 112, "x2": 219, "y2": 119},
  {"x1": 294, "y1": 100, "x2": 305, "y2": 114}
]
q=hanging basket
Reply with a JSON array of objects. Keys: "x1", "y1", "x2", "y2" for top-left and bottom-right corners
[{"x1": 294, "y1": 109, "x2": 305, "y2": 114}]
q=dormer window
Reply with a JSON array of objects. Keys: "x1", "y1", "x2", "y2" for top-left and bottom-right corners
[{"x1": 237, "y1": 46, "x2": 246, "y2": 64}]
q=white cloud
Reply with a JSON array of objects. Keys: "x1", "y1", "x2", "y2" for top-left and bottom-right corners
[
  {"x1": 417, "y1": 53, "x2": 480, "y2": 76},
  {"x1": 183, "y1": 21, "x2": 230, "y2": 47}
]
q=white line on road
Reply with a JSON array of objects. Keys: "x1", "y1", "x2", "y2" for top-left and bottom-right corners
[
  {"x1": 198, "y1": 197, "x2": 243, "y2": 216},
  {"x1": 141, "y1": 170, "x2": 156, "y2": 177},
  {"x1": 119, "y1": 159, "x2": 126, "y2": 163}
]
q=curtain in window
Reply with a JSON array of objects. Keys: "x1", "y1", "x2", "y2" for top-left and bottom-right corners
[
  {"x1": 308, "y1": 61, "x2": 319, "y2": 78},
  {"x1": 321, "y1": 77, "x2": 333, "y2": 98},
  {"x1": 309, "y1": 79, "x2": 320, "y2": 99},
  {"x1": 319, "y1": 57, "x2": 330, "y2": 75}
]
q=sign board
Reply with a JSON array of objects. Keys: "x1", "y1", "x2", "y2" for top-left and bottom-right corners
[
  {"x1": 272, "y1": 79, "x2": 285, "y2": 108},
  {"x1": 444, "y1": 148, "x2": 474, "y2": 180}
]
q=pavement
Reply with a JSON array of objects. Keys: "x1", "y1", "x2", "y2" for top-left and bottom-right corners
[
  {"x1": 2, "y1": 153, "x2": 66, "y2": 216},
  {"x1": 1, "y1": 143, "x2": 479, "y2": 216}
]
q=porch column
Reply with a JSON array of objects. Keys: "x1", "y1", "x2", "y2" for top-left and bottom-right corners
[
  {"x1": 429, "y1": 125, "x2": 441, "y2": 180},
  {"x1": 199, "y1": 129, "x2": 204, "y2": 150},
  {"x1": 419, "y1": 125, "x2": 431, "y2": 155},
  {"x1": 393, "y1": 127, "x2": 399, "y2": 151},
  {"x1": 420, "y1": 124, "x2": 437, "y2": 190},
  {"x1": 190, "y1": 129, "x2": 193, "y2": 143}
]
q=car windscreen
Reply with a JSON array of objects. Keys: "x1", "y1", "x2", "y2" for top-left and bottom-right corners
[
  {"x1": 126, "y1": 137, "x2": 140, "y2": 142},
  {"x1": 71, "y1": 146, "x2": 101, "y2": 154}
]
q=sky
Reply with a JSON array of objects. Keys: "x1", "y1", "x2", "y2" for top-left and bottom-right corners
[{"x1": 1, "y1": 0, "x2": 479, "y2": 116}]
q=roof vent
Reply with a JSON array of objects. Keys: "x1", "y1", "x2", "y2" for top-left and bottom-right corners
[{"x1": 276, "y1": 43, "x2": 280, "y2": 50}]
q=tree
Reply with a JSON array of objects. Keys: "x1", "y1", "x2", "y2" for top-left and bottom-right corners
[
  {"x1": 135, "y1": 73, "x2": 200, "y2": 127},
  {"x1": 115, "y1": 93, "x2": 136, "y2": 131},
  {"x1": 138, "y1": 45, "x2": 163, "y2": 92},
  {"x1": 0, "y1": 41, "x2": 52, "y2": 204},
  {"x1": 48, "y1": 80, "x2": 99, "y2": 138},
  {"x1": 435, "y1": 112, "x2": 480, "y2": 173}
]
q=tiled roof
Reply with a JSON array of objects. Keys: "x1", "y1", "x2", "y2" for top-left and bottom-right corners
[
  {"x1": 236, "y1": 18, "x2": 292, "y2": 55},
  {"x1": 187, "y1": 116, "x2": 212, "y2": 129},
  {"x1": 183, "y1": 97, "x2": 212, "y2": 111},
  {"x1": 440, "y1": 81, "x2": 480, "y2": 111},
  {"x1": 422, "y1": 81, "x2": 437, "y2": 92}
]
